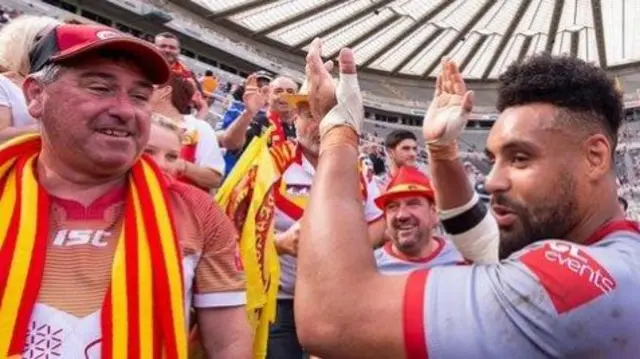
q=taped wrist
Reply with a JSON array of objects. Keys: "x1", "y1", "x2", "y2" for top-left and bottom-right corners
[
  {"x1": 427, "y1": 141, "x2": 460, "y2": 161},
  {"x1": 320, "y1": 126, "x2": 359, "y2": 156}
]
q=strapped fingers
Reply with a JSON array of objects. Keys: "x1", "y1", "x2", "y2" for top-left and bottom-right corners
[{"x1": 338, "y1": 48, "x2": 356, "y2": 75}]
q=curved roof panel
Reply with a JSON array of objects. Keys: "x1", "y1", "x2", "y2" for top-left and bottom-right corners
[{"x1": 191, "y1": 0, "x2": 640, "y2": 80}]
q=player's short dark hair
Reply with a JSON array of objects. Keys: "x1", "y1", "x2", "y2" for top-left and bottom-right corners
[
  {"x1": 497, "y1": 53, "x2": 623, "y2": 149},
  {"x1": 385, "y1": 130, "x2": 417, "y2": 149},
  {"x1": 205, "y1": 70, "x2": 213, "y2": 76}
]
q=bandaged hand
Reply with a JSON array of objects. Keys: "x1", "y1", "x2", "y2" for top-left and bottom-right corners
[
  {"x1": 423, "y1": 58, "x2": 474, "y2": 148},
  {"x1": 305, "y1": 38, "x2": 364, "y2": 139}
]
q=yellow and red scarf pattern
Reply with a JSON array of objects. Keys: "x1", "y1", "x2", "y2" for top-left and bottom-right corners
[{"x1": 0, "y1": 134, "x2": 187, "y2": 359}]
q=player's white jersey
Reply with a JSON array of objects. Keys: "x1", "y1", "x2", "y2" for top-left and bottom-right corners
[{"x1": 403, "y1": 219, "x2": 640, "y2": 358}]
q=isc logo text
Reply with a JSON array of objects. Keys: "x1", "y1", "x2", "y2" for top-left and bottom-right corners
[{"x1": 52, "y1": 229, "x2": 112, "y2": 247}]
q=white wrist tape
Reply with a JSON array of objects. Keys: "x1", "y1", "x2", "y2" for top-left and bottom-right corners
[
  {"x1": 320, "y1": 74, "x2": 364, "y2": 138},
  {"x1": 440, "y1": 193, "x2": 500, "y2": 264}
]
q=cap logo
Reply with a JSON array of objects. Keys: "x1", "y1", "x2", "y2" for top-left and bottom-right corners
[{"x1": 96, "y1": 30, "x2": 121, "y2": 40}]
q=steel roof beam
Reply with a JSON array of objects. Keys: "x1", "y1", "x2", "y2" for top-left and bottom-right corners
[
  {"x1": 591, "y1": 0, "x2": 607, "y2": 68},
  {"x1": 291, "y1": 0, "x2": 397, "y2": 49},
  {"x1": 358, "y1": 0, "x2": 455, "y2": 69},
  {"x1": 389, "y1": 28, "x2": 445, "y2": 74},
  {"x1": 421, "y1": 0, "x2": 498, "y2": 78},
  {"x1": 459, "y1": 34, "x2": 488, "y2": 72},
  {"x1": 327, "y1": 14, "x2": 402, "y2": 60},
  {"x1": 481, "y1": 0, "x2": 532, "y2": 79},
  {"x1": 544, "y1": 0, "x2": 564, "y2": 52},
  {"x1": 252, "y1": 0, "x2": 345, "y2": 36},
  {"x1": 208, "y1": 0, "x2": 278, "y2": 20}
]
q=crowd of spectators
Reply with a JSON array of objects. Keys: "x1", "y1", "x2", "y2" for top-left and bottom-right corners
[{"x1": 2, "y1": 4, "x2": 640, "y2": 357}]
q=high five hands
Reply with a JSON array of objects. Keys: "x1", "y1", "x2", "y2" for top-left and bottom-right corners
[
  {"x1": 423, "y1": 58, "x2": 474, "y2": 145},
  {"x1": 304, "y1": 38, "x2": 364, "y2": 138},
  {"x1": 302, "y1": 41, "x2": 471, "y2": 146}
]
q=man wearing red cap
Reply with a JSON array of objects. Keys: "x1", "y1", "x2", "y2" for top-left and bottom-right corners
[
  {"x1": 374, "y1": 167, "x2": 464, "y2": 273},
  {"x1": 0, "y1": 24, "x2": 250, "y2": 358}
]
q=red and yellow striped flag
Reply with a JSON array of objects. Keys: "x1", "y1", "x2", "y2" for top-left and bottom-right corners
[{"x1": 0, "y1": 134, "x2": 187, "y2": 358}]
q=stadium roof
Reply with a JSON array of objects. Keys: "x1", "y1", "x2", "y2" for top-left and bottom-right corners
[{"x1": 185, "y1": 0, "x2": 640, "y2": 81}]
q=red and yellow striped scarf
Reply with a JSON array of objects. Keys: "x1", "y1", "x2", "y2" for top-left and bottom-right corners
[{"x1": 0, "y1": 134, "x2": 187, "y2": 359}]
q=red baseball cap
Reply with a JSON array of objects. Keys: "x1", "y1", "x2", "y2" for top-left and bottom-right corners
[
  {"x1": 375, "y1": 166, "x2": 436, "y2": 209},
  {"x1": 29, "y1": 24, "x2": 170, "y2": 84}
]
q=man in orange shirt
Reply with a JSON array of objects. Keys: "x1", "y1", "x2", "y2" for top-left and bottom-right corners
[{"x1": 201, "y1": 69, "x2": 218, "y2": 105}]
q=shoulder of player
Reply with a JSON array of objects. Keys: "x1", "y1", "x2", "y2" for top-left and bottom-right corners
[{"x1": 497, "y1": 238, "x2": 638, "y2": 310}]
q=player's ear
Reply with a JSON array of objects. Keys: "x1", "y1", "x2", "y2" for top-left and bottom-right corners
[{"x1": 582, "y1": 133, "x2": 612, "y2": 181}]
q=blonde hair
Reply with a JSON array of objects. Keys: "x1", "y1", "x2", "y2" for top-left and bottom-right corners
[
  {"x1": 0, "y1": 15, "x2": 61, "y2": 75},
  {"x1": 151, "y1": 113, "x2": 183, "y2": 140}
]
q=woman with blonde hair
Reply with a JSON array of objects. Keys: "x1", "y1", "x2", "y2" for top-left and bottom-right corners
[{"x1": 0, "y1": 15, "x2": 60, "y2": 142}]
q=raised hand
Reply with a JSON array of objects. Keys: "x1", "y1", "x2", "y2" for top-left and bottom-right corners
[
  {"x1": 305, "y1": 38, "x2": 364, "y2": 138},
  {"x1": 423, "y1": 58, "x2": 474, "y2": 145},
  {"x1": 242, "y1": 73, "x2": 269, "y2": 114},
  {"x1": 305, "y1": 38, "x2": 337, "y2": 122}
]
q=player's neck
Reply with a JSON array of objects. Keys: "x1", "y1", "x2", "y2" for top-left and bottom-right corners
[
  {"x1": 37, "y1": 150, "x2": 126, "y2": 206},
  {"x1": 566, "y1": 194, "x2": 626, "y2": 245}
]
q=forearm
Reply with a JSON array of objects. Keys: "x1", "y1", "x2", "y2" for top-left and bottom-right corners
[
  {"x1": 428, "y1": 143, "x2": 474, "y2": 210},
  {"x1": 0, "y1": 124, "x2": 38, "y2": 143},
  {"x1": 220, "y1": 110, "x2": 255, "y2": 150},
  {"x1": 298, "y1": 129, "x2": 379, "y2": 322},
  {"x1": 198, "y1": 306, "x2": 252, "y2": 359},
  {"x1": 182, "y1": 162, "x2": 222, "y2": 189},
  {"x1": 300, "y1": 131, "x2": 378, "y2": 283}
]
